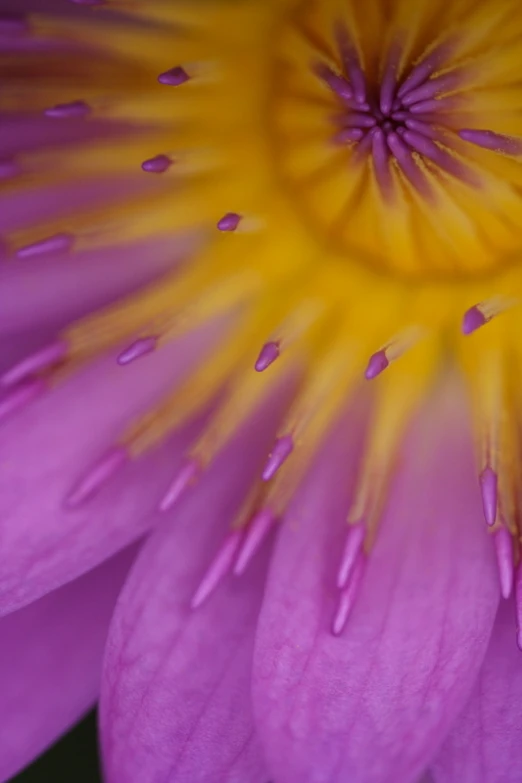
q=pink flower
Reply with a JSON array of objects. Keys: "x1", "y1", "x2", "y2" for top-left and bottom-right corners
[{"x1": 1, "y1": 1, "x2": 522, "y2": 782}]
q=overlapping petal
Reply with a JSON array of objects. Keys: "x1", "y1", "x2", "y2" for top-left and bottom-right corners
[
  {"x1": 0, "y1": 543, "x2": 138, "y2": 783},
  {"x1": 0, "y1": 324, "x2": 222, "y2": 616},
  {"x1": 253, "y1": 385, "x2": 500, "y2": 783},
  {"x1": 431, "y1": 599, "x2": 522, "y2": 783},
  {"x1": 100, "y1": 382, "x2": 295, "y2": 783}
]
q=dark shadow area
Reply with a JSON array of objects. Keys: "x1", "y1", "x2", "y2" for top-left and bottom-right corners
[{"x1": 9, "y1": 710, "x2": 102, "y2": 783}]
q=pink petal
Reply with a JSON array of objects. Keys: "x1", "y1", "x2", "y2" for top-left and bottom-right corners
[
  {"x1": 100, "y1": 383, "x2": 295, "y2": 783},
  {"x1": 0, "y1": 543, "x2": 138, "y2": 782},
  {"x1": 431, "y1": 599, "x2": 522, "y2": 783},
  {"x1": 253, "y1": 385, "x2": 500, "y2": 783},
  {"x1": 0, "y1": 232, "x2": 200, "y2": 334},
  {"x1": 0, "y1": 325, "x2": 221, "y2": 616}
]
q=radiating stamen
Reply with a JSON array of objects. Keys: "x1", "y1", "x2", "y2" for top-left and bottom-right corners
[
  {"x1": 255, "y1": 341, "x2": 280, "y2": 372},
  {"x1": 458, "y1": 129, "x2": 522, "y2": 155},
  {"x1": 336, "y1": 522, "x2": 366, "y2": 589},
  {"x1": 262, "y1": 434, "x2": 294, "y2": 481},
  {"x1": 233, "y1": 508, "x2": 276, "y2": 576},
  {"x1": 397, "y1": 42, "x2": 453, "y2": 99},
  {"x1": 158, "y1": 66, "x2": 190, "y2": 86},
  {"x1": 314, "y1": 63, "x2": 353, "y2": 101},
  {"x1": 1, "y1": 341, "x2": 67, "y2": 388},
  {"x1": 332, "y1": 555, "x2": 365, "y2": 636},
  {"x1": 480, "y1": 466, "x2": 498, "y2": 527},
  {"x1": 44, "y1": 101, "x2": 91, "y2": 119},
  {"x1": 400, "y1": 72, "x2": 460, "y2": 108},
  {"x1": 494, "y1": 526, "x2": 514, "y2": 599},
  {"x1": 335, "y1": 24, "x2": 367, "y2": 105},
  {"x1": 159, "y1": 457, "x2": 200, "y2": 513},
  {"x1": 65, "y1": 446, "x2": 128, "y2": 509},
  {"x1": 117, "y1": 337, "x2": 158, "y2": 366},
  {"x1": 380, "y1": 43, "x2": 402, "y2": 115},
  {"x1": 16, "y1": 233, "x2": 74, "y2": 260},
  {"x1": 190, "y1": 530, "x2": 243, "y2": 609}
]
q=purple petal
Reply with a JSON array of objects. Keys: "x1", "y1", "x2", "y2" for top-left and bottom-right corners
[
  {"x1": 431, "y1": 599, "x2": 522, "y2": 783},
  {"x1": 0, "y1": 173, "x2": 169, "y2": 232},
  {"x1": 100, "y1": 384, "x2": 295, "y2": 783},
  {"x1": 0, "y1": 326, "x2": 221, "y2": 616},
  {"x1": 253, "y1": 386, "x2": 499, "y2": 783},
  {"x1": 0, "y1": 114, "x2": 132, "y2": 157},
  {"x1": 0, "y1": 232, "x2": 201, "y2": 334},
  {"x1": 0, "y1": 543, "x2": 138, "y2": 781}
]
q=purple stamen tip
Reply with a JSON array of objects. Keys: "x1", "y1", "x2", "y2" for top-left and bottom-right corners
[
  {"x1": 365, "y1": 349, "x2": 389, "y2": 380},
  {"x1": 255, "y1": 341, "x2": 279, "y2": 372},
  {"x1": 462, "y1": 305, "x2": 488, "y2": 335},
  {"x1": 262, "y1": 435, "x2": 294, "y2": 481},
  {"x1": 337, "y1": 522, "x2": 366, "y2": 589},
  {"x1": 159, "y1": 458, "x2": 200, "y2": 513},
  {"x1": 190, "y1": 530, "x2": 243, "y2": 610},
  {"x1": 158, "y1": 66, "x2": 189, "y2": 86},
  {"x1": 16, "y1": 233, "x2": 74, "y2": 260},
  {"x1": 141, "y1": 154, "x2": 172, "y2": 174},
  {"x1": 118, "y1": 337, "x2": 157, "y2": 366},
  {"x1": 65, "y1": 446, "x2": 128, "y2": 509},
  {"x1": 494, "y1": 527, "x2": 514, "y2": 600},
  {"x1": 1, "y1": 340, "x2": 67, "y2": 388},
  {"x1": 479, "y1": 467, "x2": 498, "y2": 527},
  {"x1": 332, "y1": 556, "x2": 365, "y2": 637},
  {"x1": 459, "y1": 129, "x2": 522, "y2": 156},
  {"x1": 44, "y1": 101, "x2": 91, "y2": 119},
  {"x1": 233, "y1": 509, "x2": 276, "y2": 576},
  {"x1": 217, "y1": 212, "x2": 241, "y2": 232}
]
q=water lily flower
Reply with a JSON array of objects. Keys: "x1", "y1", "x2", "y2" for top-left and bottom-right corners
[{"x1": 1, "y1": 0, "x2": 522, "y2": 781}]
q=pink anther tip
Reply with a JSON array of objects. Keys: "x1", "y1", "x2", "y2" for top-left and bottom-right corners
[
  {"x1": 233, "y1": 509, "x2": 276, "y2": 576},
  {"x1": 141, "y1": 155, "x2": 172, "y2": 174},
  {"x1": 158, "y1": 66, "x2": 189, "y2": 86},
  {"x1": 1, "y1": 341, "x2": 67, "y2": 389},
  {"x1": 462, "y1": 305, "x2": 487, "y2": 335},
  {"x1": 117, "y1": 337, "x2": 157, "y2": 366},
  {"x1": 255, "y1": 342, "x2": 279, "y2": 372},
  {"x1": 217, "y1": 213, "x2": 241, "y2": 232},
  {"x1": 16, "y1": 233, "x2": 74, "y2": 260},
  {"x1": 262, "y1": 435, "x2": 294, "y2": 481},
  {"x1": 159, "y1": 458, "x2": 200, "y2": 513},
  {"x1": 365, "y1": 349, "x2": 389, "y2": 380},
  {"x1": 65, "y1": 446, "x2": 128, "y2": 509},
  {"x1": 479, "y1": 467, "x2": 498, "y2": 527},
  {"x1": 44, "y1": 101, "x2": 91, "y2": 119},
  {"x1": 190, "y1": 530, "x2": 242, "y2": 610}
]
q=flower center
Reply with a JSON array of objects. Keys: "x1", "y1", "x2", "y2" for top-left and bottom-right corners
[{"x1": 271, "y1": 2, "x2": 522, "y2": 280}]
